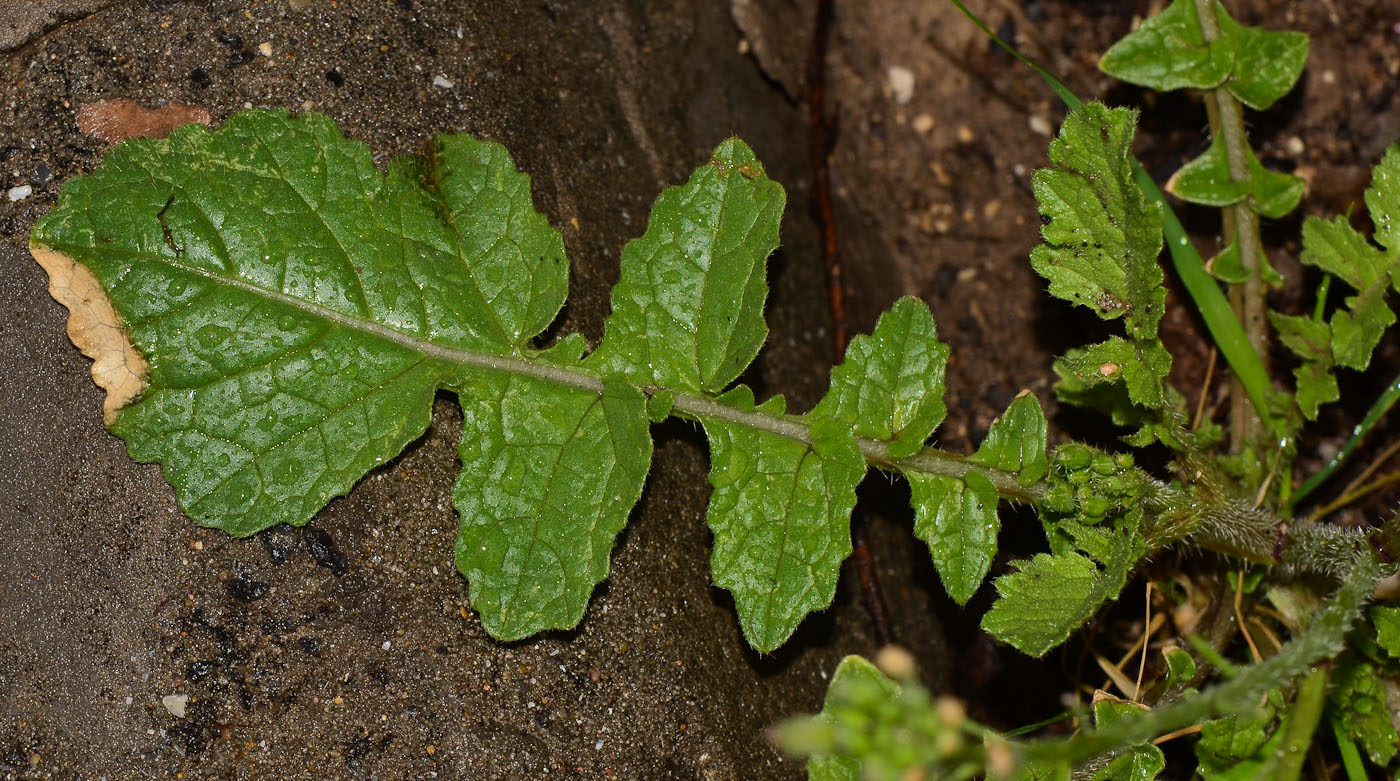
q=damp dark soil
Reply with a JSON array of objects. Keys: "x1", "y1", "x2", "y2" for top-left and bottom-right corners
[{"x1": 1, "y1": 1, "x2": 1395, "y2": 778}]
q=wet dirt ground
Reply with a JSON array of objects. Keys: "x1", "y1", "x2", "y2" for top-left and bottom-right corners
[{"x1": 2, "y1": 0, "x2": 1397, "y2": 778}]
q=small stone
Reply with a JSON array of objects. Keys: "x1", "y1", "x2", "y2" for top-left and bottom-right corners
[
  {"x1": 162, "y1": 694, "x2": 189, "y2": 718},
  {"x1": 957, "y1": 125, "x2": 975, "y2": 144},
  {"x1": 912, "y1": 114, "x2": 934, "y2": 134},
  {"x1": 887, "y1": 66, "x2": 915, "y2": 104},
  {"x1": 433, "y1": 75, "x2": 455, "y2": 89},
  {"x1": 8, "y1": 184, "x2": 32, "y2": 201},
  {"x1": 1028, "y1": 114, "x2": 1053, "y2": 137},
  {"x1": 1284, "y1": 135, "x2": 1305, "y2": 156},
  {"x1": 258, "y1": 42, "x2": 273, "y2": 57}
]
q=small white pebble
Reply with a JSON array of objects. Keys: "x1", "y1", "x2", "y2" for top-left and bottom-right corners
[
  {"x1": 258, "y1": 42, "x2": 272, "y2": 57},
  {"x1": 595, "y1": 739, "x2": 604, "y2": 750},
  {"x1": 1028, "y1": 114, "x2": 1053, "y2": 137},
  {"x1": 1284, "y1": 135, "x2": 1305, "y2": 156},
  {"x1": 161, "y1": 694, "x2": 188, "y2": 718},
  {"x1": 381, "y1": 641, "x2": 392, "y2": 650},
  {"x1": 912, "y1": 114, "x2": 934, "y2": 134},
  {"x1": 433, "y1": 75, "x2": 455, "y2": 89},
  {"x1": 8, "y1": 184, "x2": 32, "y2": 201},
  {"x1": 887, "y1": 66, "x2": 915, "y2": 104}
]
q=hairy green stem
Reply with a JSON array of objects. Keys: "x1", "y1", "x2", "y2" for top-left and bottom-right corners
[
  {"x1": 1194, "y1": 0, "x2": 1271, "y2": 450},
  {"x1": 1019, "y1": 553, "x2": 1387, "y2": 767}
]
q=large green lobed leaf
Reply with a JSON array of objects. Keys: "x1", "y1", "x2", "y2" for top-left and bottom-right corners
[
  {"x1": 30, "y1": 110, "x2": 652, "y2": 640},
  {"x1": 701, "y1": 390, "x2": 865, "y2": 653}
]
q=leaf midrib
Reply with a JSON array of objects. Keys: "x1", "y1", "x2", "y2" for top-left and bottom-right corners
[{"x1": 44, "y1": 241, "x2": 1046, "y2": 506}]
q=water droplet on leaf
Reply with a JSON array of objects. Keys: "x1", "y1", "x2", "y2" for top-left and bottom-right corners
[{"x1": 195, "y1": 324, "x2": 231, "y2": 348}]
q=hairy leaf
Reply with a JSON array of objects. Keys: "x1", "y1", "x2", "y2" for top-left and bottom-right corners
[
  {"x1": 587, "y1": 139, "x2": 783, "y2": 394},
  {"x1": 810, "y1": 297, "x2": 949, "y2": 459},
  {"x1": 910, "y1": 472, "x2": 999, "y2": 605},
  {"x1": 1277, "y1": 144, "x2": 1400, "y2": 417},
  {"x1": 981, "y1": 520, "x2": 1145, "y2": 657},
  {"x1": 1054, "y1": 338, "x2": 1172, "y2": 410},
  {"x1": 454, "y1": 376, "x2": 650, "y2": 639},
  {"x1": 968, "y1": 393, "x2": 1049, "y2": 485},
  {"x1": 701, "y1": 390, "x2": 865, "y2": 653},
  {"x1": 1269, "y1": 311, "x2": 1338, "y2": 419},
  {"x1": 1097, "y1": 0, "x2": 1231, "y2": 92},
  {"x1": 1030, "y1": 103, "x2": 1169, "y2": 410}
]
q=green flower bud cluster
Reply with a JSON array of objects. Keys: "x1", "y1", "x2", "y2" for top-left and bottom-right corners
[
  {"x1": 1041, "y1": 443, "x2": 1143, "y2": 523},
  {"x1": 778, "y1": 657, "x2": 979, "y2": 779}
]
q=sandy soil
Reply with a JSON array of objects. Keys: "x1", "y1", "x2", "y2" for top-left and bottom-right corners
[{"x1": 1, "y1": 0, "x2": 1395, "y2": 777}]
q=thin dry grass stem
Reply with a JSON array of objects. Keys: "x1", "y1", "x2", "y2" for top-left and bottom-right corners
[
  {"x1": 1253, "y1": 444, "x2": 1285, "y2": 509},
  {"x1": 1310, "y1": 469, "x2": 1400, "y2": 522},
  {"x1": 1152, "y1": 723, "x2": 1204, "y2": 745},
  {"x1": 1094, "y1": 651, "x2": 1138, "y2": 700},
  {"x1": 1247, "y1": 616, "x2": 1283, "y2": 655},
  {"x1": 1234, "y1": 569, "x2": 1263, "y2": 663},
  {"x1": 1339, "y1": 437, "x2": 1400, "y2": 500},
  {"x1": 1097, "y1": 610, "x2": 1167, "y2": 699},
  {"x1": 1192, "y1": 347, "x2": 1218, "y2": 431},
  {"x1": 1134, "y1": 581, "x2": 1153, "y2": 702}
]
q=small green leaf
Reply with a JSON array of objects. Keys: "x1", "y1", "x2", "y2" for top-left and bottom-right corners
[
  {"x1": 1030, "y1": 103, "x2": 1171, "y2": 413},
  {"x1": 810, "y1": 297, "x2": 949, "y2": 459},
  {"x1": 1054, "y1": 338, "x2": 1172, "y2": 410},
  {"x1": 1166, "y1": 134, "x2": 1249, "y2": 207},
  {"x1": 1330, "y1": 282, "x2": 1394, "y2": 370},
  {"x1": 1371, "y1": 606, "x2": 1400, "y2": 657},
  {"x1": 1161, "y1": 646, "x2": 1197, "y2": 690},
  {"x1": 1195, "y1": 703, "x2": 1283, "y2": 780},
  {"x1": 1206, "y1": 239, "x2": 1283, "y2": 286},
  {"x1": 1269, "y1": 311, "x2": 1338, "y2": 419},
  {"x1": 1088, "y1": 700, "x2": 1165, "y2": 781},
  {"x1": 645, "y1": 389, "x2": 675, "y2": 422},
  {"x1": 454, "y1": 377, "x2": 650, "y2": 640},
  {"x1": 909, "y1": 472, "x2": 999, "y2": 605},
  {"x1": 981, "y1": 520, "x2": 1145, "y2": 657},
  {"x1": 1328, "y1": 655, "x2": 1399, "y2": 766},
  {"x1": 1030, "y1": 103, "x2": 1166, "y2": 341},
  {"x1": 701, "y1": 405, "x2": 865, "y2": 653},
  {"x1": 968, "y1": 393, "x2": 1049, "y2": 485},
  {"x1": 1214, "y1": 4, "x2": 1309, "y2": 110},
  {"x1": 588, "y1": 138, "x2": 784, "y2": 394},
  {"x1": 1098, "y1": 0, "x2": 1232, "y2": 92},
  {"x1": 1277, "y1": 144, "x2": 1400, "y2": 409},
  {"x1": 1167, "y1": 134, "x2": 1304, "y2": 218},
  {"x1": 1246, "y1": 154, "x2": 1306, "y2": 219}
]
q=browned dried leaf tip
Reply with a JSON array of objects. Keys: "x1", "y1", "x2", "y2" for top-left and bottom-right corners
[
  {"x1": 30, "y1": 243, "x2": 148, "y2": 424},
  {"x1": 77, "y1": 99, "x2": 211, "y2": 144}
]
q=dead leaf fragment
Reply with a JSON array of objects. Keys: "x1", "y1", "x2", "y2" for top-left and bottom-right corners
[
  {"x1": 76, "y1": 99, "x2": 211, "y2": 144},
  {"x1": 31, "y1": 243, "x2": 148, "y2": 424}
]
